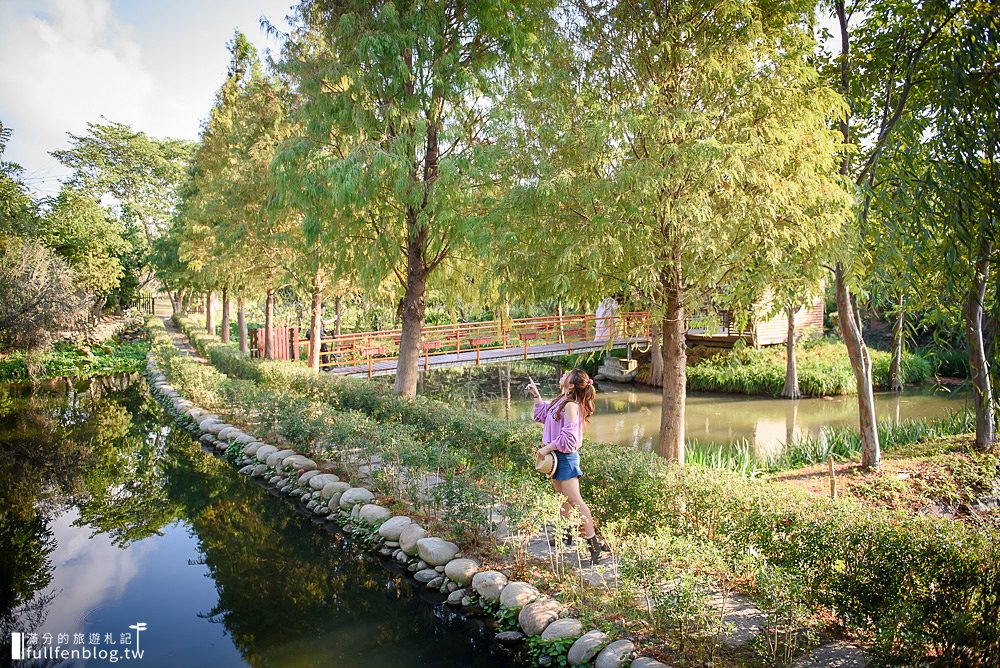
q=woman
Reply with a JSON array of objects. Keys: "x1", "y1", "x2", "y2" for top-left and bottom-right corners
[{"x1": 528, "y1": 368, "x2": 610, "y2": 563}]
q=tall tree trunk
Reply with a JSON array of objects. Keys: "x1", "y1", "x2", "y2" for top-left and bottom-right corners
[
  {"x1": 92, "y1": 295, "x2": 106, "y2": 322},
  {"x1": 221, "y1": 287, "x2": 231, "y2": 344},
  {"x1": 888, "y1": 293, "x2": 904, "y2": 392},
  {"x1": 836, "y1": 0, "x2": 880, "y2": 469},
  {"x1": 308, "y1": 267, "x2": 323, "y2": 373},
  {"x1": 178, "y1": 289, "x2": 189, "y2": 316},
  {"x1": 394, "y1": 220, "x2": 428, "y2": 397},
  {"x1": 657, "y1": 256, "x2": 686, "y2": 462},
  {"x1": 836, "y1": 265, "x2": 881, "y2": 468},
  {"x1": 782, "y1": 303, "x2": 802, "y2": 399},
  {"x1": 264, "y1": 288, "x2": 275, "y2": 360},
  {"x1": 334, "y1": 295, "x2": 342, "y2": 337},
  {"x1": 205, "y1": 291, "x2": 214, "y2": 336},
  {"x1": 965, "y1": 238, "x2": 995, "y2": 451},
  {"x1": 648, "y1": 322, "x2": 664, "y2": 387},
  {"x1": 237, "y1": 298, "x2": 248, "y2": 354}
]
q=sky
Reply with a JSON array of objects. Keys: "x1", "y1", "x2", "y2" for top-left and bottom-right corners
[{"x1": 0, "y1": 0, "x2": 295, "y2": 197}]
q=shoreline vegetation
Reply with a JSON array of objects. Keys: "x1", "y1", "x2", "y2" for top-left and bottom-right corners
[
  {"x1": 158, "y1": 314, "x2": 999, "y2": 666},
  {"x1": 0, "y1": 336, "x2": 149, "y2": 382},
  {"x1": 679, "y1": 339, "x2": 936, "y2": 397}
]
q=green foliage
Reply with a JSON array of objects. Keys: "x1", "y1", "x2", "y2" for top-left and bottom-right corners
[
  {"x1": 39, "y1": 187, "x2": 127, "y2": 297},
  {"x1": 752, "y1": 564, "x2": 817, "y2": 667},
  {"x1": 165, "y1": 312, "x2": 1000, "y2": 663},
  {"x1": 0, "y1": 339, "x2": 149, "y2": 382},
  {"x1": 917, "y1": 345, "x2": 971, "y2": 379},
  {"x1": 0, "y1": 122, "x2": 37, "y2": 234},
  {"x1": 524, "y1": 633, "x2": 576, "y2": 666},
  {"x1": 686, "y1": 340, "x2": 932, "y2": 397}
]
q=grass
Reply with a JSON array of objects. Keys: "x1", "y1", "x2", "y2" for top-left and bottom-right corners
[
  {"x1": 686, "y1": 338, "x2": 933, "y2": 397},
  {"x1": 0, "y1": 338, "x2": 150, "y2": 382},
  {"x1": 772, "y1": 433, "x2": 1000, "y2": 521},
  {"x1": 686, "y1": 409, "x2": 977, "y2": 476}
]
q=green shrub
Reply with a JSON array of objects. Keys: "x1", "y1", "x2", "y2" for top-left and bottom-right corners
[
  {"x1": 687, "y1": 340, "x2": 933, "y2": 397},
  {"x1": 0, "y1": 339, "x2": 149, "y2": 382},
  {"x1": 916, "y1": 346, "x2": 970, "y2": 378}
]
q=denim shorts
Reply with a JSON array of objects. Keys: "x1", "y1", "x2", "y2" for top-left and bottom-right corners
[{"x1": 553, "y1": 451, "x2": 583, "y2": 480}]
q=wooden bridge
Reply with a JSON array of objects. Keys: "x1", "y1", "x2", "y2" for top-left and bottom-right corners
[{"x1": 302, "y1": 312, "x2": 652, "y2": 378}]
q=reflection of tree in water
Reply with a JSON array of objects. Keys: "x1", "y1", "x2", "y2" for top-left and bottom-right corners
[
  {"x1": 0, "y1": 376, "x2": 179, "y2": 644},
  {"x1": 163, "y1": 433, "x2": 502, "y2": 667}
]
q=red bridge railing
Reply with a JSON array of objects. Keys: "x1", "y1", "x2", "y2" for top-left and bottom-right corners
[{"x1": 300, "y1": 312, "x2": 651, "y2": 376}]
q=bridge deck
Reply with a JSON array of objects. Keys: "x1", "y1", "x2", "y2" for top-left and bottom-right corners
[{"x1": 329, "y1": 337, "x2": 640, "y2": 377}]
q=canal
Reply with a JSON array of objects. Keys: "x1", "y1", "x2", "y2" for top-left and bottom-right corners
[{"x1": 0, "y1": 376, "x2": 510, "y2": 667}]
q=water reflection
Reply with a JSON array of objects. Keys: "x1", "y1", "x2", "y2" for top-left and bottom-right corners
[
  {"x1": 414, "y1": 363, "x2": 972, "y2": 454},
  {"x1": 1, "y1": 378, "x2": 510, "y2": 667}
]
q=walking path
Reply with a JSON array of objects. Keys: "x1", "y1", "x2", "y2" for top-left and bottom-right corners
[{"x1": 156, "y1": 310, "x2": 869, "y2": 666}]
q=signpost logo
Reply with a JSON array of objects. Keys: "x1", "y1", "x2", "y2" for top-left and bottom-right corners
[{"x1": 11, "y1": 623, "x2": 148, "y2": 662}]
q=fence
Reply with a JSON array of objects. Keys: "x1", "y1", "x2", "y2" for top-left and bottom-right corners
[
  {"x1": 125, "y1": 292, "x2": 156, "y2": 314},
  {"x1": 299, "y1": 312, "x2": 652, "y2": 373},
  {"x1": 247, "y1": 325, "x2": 301, "y2": 361}
]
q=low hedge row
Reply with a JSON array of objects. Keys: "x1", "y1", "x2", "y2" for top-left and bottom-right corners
[{"x1": 170, "y1": 315, "x2": 999, "y2": 663}]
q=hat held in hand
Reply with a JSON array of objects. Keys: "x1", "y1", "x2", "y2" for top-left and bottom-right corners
[{"x1": 535, "y1": 450, "x2": 557, "y2": 478}]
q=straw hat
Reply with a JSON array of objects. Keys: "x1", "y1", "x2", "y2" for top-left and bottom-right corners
[{"x1": 534, "y1": 450, "x2": 557, "y2": 478}]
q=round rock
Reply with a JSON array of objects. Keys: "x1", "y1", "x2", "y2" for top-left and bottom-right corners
[
  {"x1": 518, "y1": 598, "x2": 562, "y2": 636},
  {"x1": 629, "y1": 659, "x2": 668, "y2": 668},
  {"x1": 198, "y1": 417, "x2": 221, "y2": 432},
  {"x1": 339, "y1": 487, "x2": 374, "y2": 509},
  {"x1": 299, "y1": 469, "x2": 322, "y2": 484},
  {"x1": 284, "y1": 455, "x2": 316, "y2": 470},
  {"x1": 217, "y1": 427, "x2": 240, "y2": 441},
  {"x1": 443, "y1": 558, "x2": 479, "y2": 586},
  {"x1": 204, "y1": 422, "x2": 228, "y2": 435},
  {"x1": 266, "y1": 449, "x2": 297, "y2": 467},
  {"x1": 471, "y1": 571, "x2": 508, "y2": 604},
  {"x1": 399, "y1": 523, "x2": 427, "y2": 556},
  {"x1": 377, "y1": 516, "x2": 413, "y2": 541},
  {"x1": 541, "y1": 618, "x2": 583, "y2": 641},
  {"x1": 568, "y1": 631, "x2": 611, "y2": 666},
  {"x1": 500, "y1": 582, "x2": 541, "y2": 609},
  {"x1": 308, "y1": 473, "x2": 340, "y2": 490},
  {"x1": 321, "y1": 481, "x2": 351, "y2": 499},
  {"x1": 413, "y1": 568, "x2": 438, "y2": 584},
  {"x1": 359, "y1": 504, "x2": 391, "y2": 524},
  {"x1": 416, "y1": 537, "x2": 459, "y2": 566},
  {"x1": 594, "y1": 640, "x2": 634, "y2": 668},
  {"x1": 255, "y1": 445, "x2": 278, "y2": 462}
]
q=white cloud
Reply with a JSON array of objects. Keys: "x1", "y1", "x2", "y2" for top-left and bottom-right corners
[{"x1": 0, "y1": 0, "x2": 292, "y2": 196}]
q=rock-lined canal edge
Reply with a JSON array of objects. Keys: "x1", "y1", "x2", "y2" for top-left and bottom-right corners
[{"x1": 143, "y1": 350, "x2": 668, "y2": 668}]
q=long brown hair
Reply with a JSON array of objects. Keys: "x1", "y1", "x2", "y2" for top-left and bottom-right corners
[{"x1": 553, "y1": 368, "x2": 596, "y2": 424}]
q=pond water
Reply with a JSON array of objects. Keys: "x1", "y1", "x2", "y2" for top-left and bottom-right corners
[
  {"x1": 0, "y1": 376, "x2": 510, "y2": 667},
  {"x1": 413, "y1": 363, "x2": 972, "y2": 456}
]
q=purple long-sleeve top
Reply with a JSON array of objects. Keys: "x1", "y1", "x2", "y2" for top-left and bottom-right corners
[{"x1": 533, "y1": 397, "x2": 583, "y2": 454}]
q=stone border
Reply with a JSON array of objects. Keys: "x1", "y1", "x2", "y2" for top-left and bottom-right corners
[{"x1": 143, "y1": 347, "x2": 671, "y2": 668}]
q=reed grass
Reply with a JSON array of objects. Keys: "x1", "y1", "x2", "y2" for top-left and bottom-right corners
[{"x1": 686, "y1": 409, "x2": 976, "y2": 474}]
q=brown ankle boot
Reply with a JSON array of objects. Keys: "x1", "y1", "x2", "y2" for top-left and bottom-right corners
[{"x1": 586, "y1": 534, "x2": 609, "y2": 563}]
